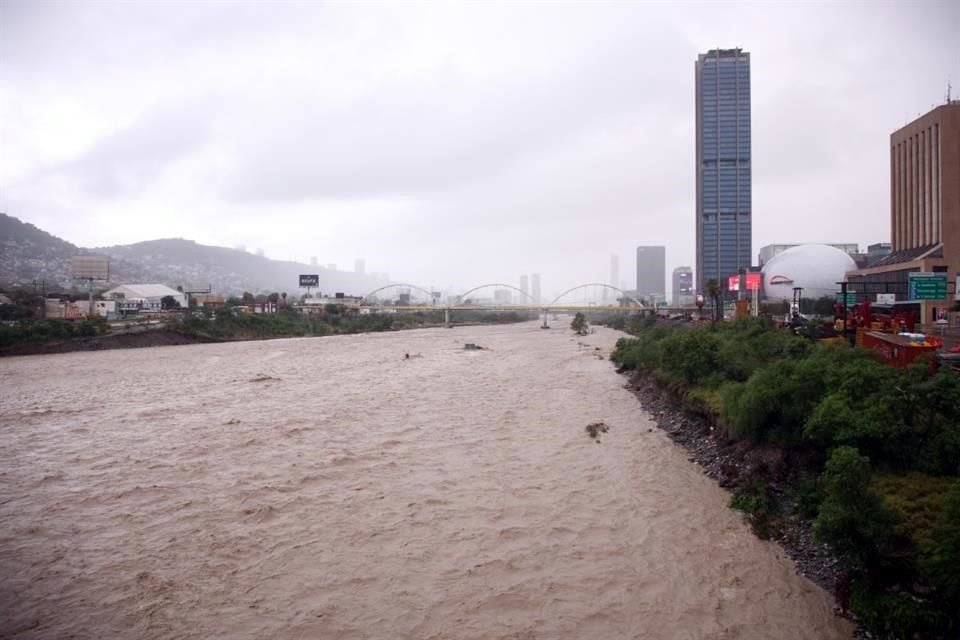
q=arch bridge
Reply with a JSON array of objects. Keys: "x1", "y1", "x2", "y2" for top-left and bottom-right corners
[{"x1": 358, "y1": 282, "x2": 646, "y2": 327}]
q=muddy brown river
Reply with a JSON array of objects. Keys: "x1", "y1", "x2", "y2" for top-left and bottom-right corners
[{"x1": 0, "y1": 322, "x2": 851, "y2": 639}]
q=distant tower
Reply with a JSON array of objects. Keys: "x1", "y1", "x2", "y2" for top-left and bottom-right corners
[
  {"x1": 326, "y1": 263, "x2": 336, "y2": 271},
  {"x1": 520, "y1": 274, "x2": 529, "y2": 301},
  {"x1": 531, "y1": 273, "x2": 542, "y2": 305},
  {"x1": 636, "y1": 246, "x2": 666, "y2": 300},
  {"x1": 310, "y1": 256, "x2": 318, "y2": 266},
  {"x1": 608, "y1": 253, "x2": 620, "y2": 301},
  {"x1": 672, "y1": 266, "x2": 694, "y2": 306},
  {"x1": 354, "y1": 258, "x2": 366, "y2": 274},
  {"x1": 696, "y1": 47, "x2": 752, "y2": 291}
]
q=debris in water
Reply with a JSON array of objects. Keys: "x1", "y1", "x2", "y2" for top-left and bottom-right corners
[
  {"x1": 249, "y1": 375, "x2": 281, "y2": 383},
  {"x1": 586, "y1": 422, "x2": 610, "y2": 440},
  {"x1": 464, "y1": 343, "x2": 487, "y2": 351}
]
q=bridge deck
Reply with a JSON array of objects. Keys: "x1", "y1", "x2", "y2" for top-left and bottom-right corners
[{"x1": 357, "y1": 305, "x2": 643, "y2": 312}]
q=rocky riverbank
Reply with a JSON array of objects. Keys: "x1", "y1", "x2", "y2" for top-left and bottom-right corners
[{"x1": 621, "y1": 369, "x2": 847, "y2": 607}]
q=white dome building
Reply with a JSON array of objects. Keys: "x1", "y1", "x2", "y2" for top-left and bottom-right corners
[{"x1": 761, "y1": 244, "x2": 857, "y2": 300}]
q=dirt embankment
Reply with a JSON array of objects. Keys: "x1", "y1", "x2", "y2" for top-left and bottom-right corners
[
  {"x1": 0, "y1": 330, "x2": 218, "y2": 357},
  {"x1": 622, "y1": 369, "x2": 845, "y2": 606}
]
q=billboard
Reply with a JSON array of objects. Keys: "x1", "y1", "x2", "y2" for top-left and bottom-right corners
[
  {"x1": 71, "y1": 255, "x2": 109, "y2": 280},
  {"x1": 727, "y1": 273, "x2": 762, "y2": 292},
  {"x1": 183, "y1": 283, "x2": 212, "y2": 294},
  {"x1": 677, "y1": 271, "x2": 693, "y2": 294},
  {"x1": 299, "y1": 274, "x2": 319, "y2": 287}
]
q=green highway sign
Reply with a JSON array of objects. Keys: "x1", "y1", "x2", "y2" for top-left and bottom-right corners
[
  {"x1": 907, "y1": 272, "x2": 948, "y2": 300},
  {"x1": 835, "y1": 292, "x2": 857, "y2": 306}
]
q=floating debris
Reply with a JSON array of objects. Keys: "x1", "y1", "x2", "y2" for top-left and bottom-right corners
[
  {"x1": 585, "y1": 422, "x2": 610, "y2": 440},
  {"x1": 249, "y1": 375, "x2": 281, "y2": 383}
]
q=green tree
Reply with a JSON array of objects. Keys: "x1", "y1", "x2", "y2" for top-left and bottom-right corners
[
  {"x1": 907, "y1": 367, "x2": 960, "y2": 475},
  {"x1": 705, "y1": 279, "x2": 722, "y2": 324},
  {"x1": 570, "y1": 312, "x2": 588, "y2": 335},
  {"x1": 814, "y1": 446, "x2": 896, "y2": 571},
  {"x1": 160, "y1": 295, "x2": 180, "y2": 310},
  {"x1": 0, "y1": 303, "x2": 35, "y2": 321},
  {"x1": 921, "y1": 481, "x2": 960, "y2": 614},
  {"x1": 659, "y1": 328, "x2": 720, "y2": 386}
]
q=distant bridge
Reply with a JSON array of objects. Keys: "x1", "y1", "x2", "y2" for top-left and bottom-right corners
[{"x1": 358, "y1": 282, "x2": 647, "y2": 327}]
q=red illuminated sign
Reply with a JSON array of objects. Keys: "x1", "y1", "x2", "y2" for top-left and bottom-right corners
[{"x1": 727, "y1": 273, "x2": 762, "y2": 292}]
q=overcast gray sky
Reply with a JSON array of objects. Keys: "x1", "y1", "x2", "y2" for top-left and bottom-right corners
[{"x1": 1, "y1": 0, "x2": 958, "y2": 296}]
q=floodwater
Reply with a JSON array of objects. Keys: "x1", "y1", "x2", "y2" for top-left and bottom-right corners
[{"x1": 0, "y1": 322, "x2": 852, "y2": 639}]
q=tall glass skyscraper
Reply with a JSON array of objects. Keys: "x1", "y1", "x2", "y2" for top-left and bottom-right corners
[{"x1": 695, "y1": 48, "x2": 752, "y2": 292}]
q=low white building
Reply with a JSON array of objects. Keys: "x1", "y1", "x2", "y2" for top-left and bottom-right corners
[
  {"x1": 102, "y1": 284, "x2": 187, "y2": 311},
  {"x1": 75, "y1": 299, "x2": 117, "y2": 318}
]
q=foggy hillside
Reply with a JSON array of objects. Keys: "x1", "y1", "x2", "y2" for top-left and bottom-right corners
[{"x1": 0, "y1": 213, "x2": 389, "y2": 296}]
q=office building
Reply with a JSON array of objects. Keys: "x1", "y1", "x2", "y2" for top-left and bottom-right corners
[
  {"x1": 354, "y1": 259, "x2": 366, "y2": 274},
  {"x1": 866, "y1": 243, "x2": 892, "y2": 266},
  {"x1": 847, "y1": 101, "x2": 960, "y2": 319},
  {"x1": 672, "y1": 266, "x2": 694, "y2": 306},
  {"x1": 696, "y1": 48, "x2": 752, "y2": 291},
  {"x1": 531, "y1": 273, "x2": 541, "y2": 304},
  {"x1": 636, "y1": 246, "x2": 666, "y2": 300},
  {"x1": 519, "y1": 274, "x2": 529, "y2": 300}
]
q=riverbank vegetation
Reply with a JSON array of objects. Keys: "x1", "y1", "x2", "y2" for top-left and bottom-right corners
[
  {"x1": 168, "y1": 307, "x2": 532, "y2": 341},
  {"x1": 0, "y1": 299, "x2": 533, "y2": 354},
  {"x1": 609, "y1": 317, "x2": 960, "y2": 638},
  {"x1": 0, "y1": 316, "x2": 109, "y2": 348}
]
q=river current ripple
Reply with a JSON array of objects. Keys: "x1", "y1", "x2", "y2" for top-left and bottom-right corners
[{"x1": 0, "y1": 322, "x2": 851, "y2": 639}]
